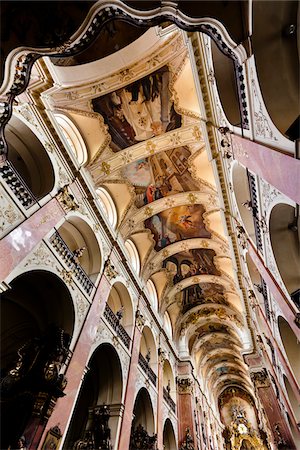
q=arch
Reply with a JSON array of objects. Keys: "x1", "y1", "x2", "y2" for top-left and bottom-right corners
[
  {"x1": 131, "y1": 388, "x2": 155, "y2": 439},
  {"x1": 56, "y1": 215, "x2": 102, "y2": 283},
  {"x1": 140, "y1": 326, "x2": 158, "y2": 377},
  {"x1": 283, "y1": 375, "x2": 300, "y2": 424},
  {"x1": 278, "y1": 316, "x2": 300, "y2": 386},
  {"x1": 54, "y1": 113, "x2": 88, "y2": 166},
  {"x1": 0, "y1": 270, "x2": 74, "y2": 450},
  {"x1": 3, "y1": 114, "x2": 55, "y2": 200},
  {"x1": 64, "y1": 343, "x2": 123, "y2": 449},
  {"x1": 125, "y1": 239, "x2": 141, "y2": 275},
  {"x1": 164, "y1": 312, "x2": 173, "y2": 340},
  {"x1": 163, "y1": 359, "x2": 176, "y2": 402},
  {"x1": 96, "y1": 186, "x2": 118, "y2": 229},
  {"x1": 231, "y1": 162, "x2": 255, "y2": 241},
  {"x1": 269, "y1": 203, "x2": 300, "y2": 297},
  {"x1": 107, "y1": 281, "x2": 134, "y2": 339},
  {"x1": 145, "y1": 279, "x2": 158, "y2": 311},
  {"x1": 211, "y1": 38, "x2": 240, "y2": 127},
  {"x1": 163, "y1": 418, "x2": 177, "y2": 450}
]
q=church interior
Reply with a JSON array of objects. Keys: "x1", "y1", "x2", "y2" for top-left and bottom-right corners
[{"x1": 0, "y1": 1, "x2": 299, "y2": 449}]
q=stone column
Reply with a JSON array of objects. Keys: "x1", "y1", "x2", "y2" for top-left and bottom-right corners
[
  {"x1": 156, "y1": 349, "x2": 165, "y2": 450},
  {"x1": 231, "y1": 134, "x2": 300, "y2": 204},
  {"x1": 250, "y1": 369, "x2": 296, "y2": 449},
  {"x1": 38, "y1": 270, "x2": 112, "y2": 449},
  {"x1": 176, "y1": 363, "x2": 197, "y2": 447},
  {"x1": 117, "y1": 310, "x2": 145, "y2": 450}
]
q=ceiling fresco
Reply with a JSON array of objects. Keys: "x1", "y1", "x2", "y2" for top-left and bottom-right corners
[
  {"x1": 122, "y1": 146, "x2": 198, "y2": 208},
  {"x1": 43, "y1": 24, "x2": 253, "y2": 408},
  {"x1": 92, "y1": 66, "x2": 181, "y2": 151},
  {"x1": 144, "y1": 204, "x2": 211, "y2": 251}
]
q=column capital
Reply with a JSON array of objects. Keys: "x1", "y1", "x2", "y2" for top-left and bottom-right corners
[
  {"x1": 176, "y1": 376, "x2": 194, "y2": 394},
  {"x1": 250, "y1": 369, "x2": 270, "y2": 388},
  {"x1": 135, "y1": 310, "x2": 145, "y2": 331}
]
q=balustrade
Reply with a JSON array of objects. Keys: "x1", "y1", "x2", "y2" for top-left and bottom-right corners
[
  {"x1": 50, "y1": 231, "x2": 94, "y2": 295},
  {"x1": 138, "y1": 352, "x2": 157, "y2": 386},
  {"x1": 0, "y1": 160, "x2": 36, "y2": 208},
  {"x1": 247, "y1": 171, "x2": 263, "y2": 252},
  {"x1": 163, "y1": 387, "x2": 176, "y2": 412},
  {"x1": 103, "y1": 303, "x2": 131, "y2": 349}
]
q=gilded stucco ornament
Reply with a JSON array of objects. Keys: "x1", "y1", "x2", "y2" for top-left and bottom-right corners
[{"x1": 177, "y1": 377, "x2": 193, "y2": 394}]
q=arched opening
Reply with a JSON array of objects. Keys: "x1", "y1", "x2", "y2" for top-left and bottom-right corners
[
  {"x1": 54, "y1": 113, "x2": 88, "y2": 166},
  {"x1": 3, "y1": 115, "x2": 55, "y2": 201},
  {"x1": 146, "y1": 279, "x2": 158, "y2": 312},
  {"x1": 106, "y1": 282, "x2": 134, "y2": 345},
  {"x1": 53, "y1": 216, "x2": 102, "y2": 285},
  {"x1": 164, "y1": 312, "x2": 173, "y2": 339},
  {"x1": 96, "y1": 187, "x2": 118, "y2": 229},
  {"x1": 64, "y1": 343, "x2": 123, "y2": 449},
  {"x1": 278, "y1": 316, "x2": 300, "y2": 385},
  {"x1": 130, "y1": 388, "x2": 156, "y2": 449},
  {"x1": 232, "y1": 163, "x2": 255, "y2": 241},
  {"x1": 283, "y1": 375, "x2": 300, "y2": 424},
  {"x1": 211, "y1": 39, "x2": 241, "y2": 127},
  {"x1": 269, "y1": 203, "x2": 300, "y2": 300},
  {"x1": 125, "y1": 239, "x2": 141, "y2": 275},
  {"x1": 163, "y1": 359, "x2": 176, "y2": 413},
  {"x1": 0, "y1": 270, "x2": 74, "y2": 450},
  {"x1": 139, "y1": 326, "x2": 158, "y2": 385},
  {"x1": 163, "y1": 418, "x2": 176, "y2": 450}
]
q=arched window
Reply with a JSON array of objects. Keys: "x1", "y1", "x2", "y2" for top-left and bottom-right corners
[{"x1": 54, "y1": 113, "x2": 88, "y2": 166}]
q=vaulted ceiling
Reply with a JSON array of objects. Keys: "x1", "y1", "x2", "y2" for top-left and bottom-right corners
[{"x1": 40, "y1": 23, "x2": 253, "y2": 401}]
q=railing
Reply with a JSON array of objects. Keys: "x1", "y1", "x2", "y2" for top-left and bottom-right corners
[
  {"x1": 138, "y1": 352, "x2": 157, "y2": 386},
  {"x1": 163, "y1": 387, "x2": 176, "y2": 412},
  {"x1": 103, "y1": 303, "x2": 131, "y2": 349},
  {"x1": 261, "y1": 278, "x2": 271, "y2": 321},
  {"x1": 0, "y1": 160, "x2": 36, "y2": 209},
  {"x1": 50, "y1": 231, "x2": 94, "y2": 295},
  {"x1": 247, "y1": 171, "x2": 263, "y2": 252}
]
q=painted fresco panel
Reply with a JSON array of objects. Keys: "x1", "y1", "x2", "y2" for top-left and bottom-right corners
[
  {"x1": 144, "y1": 204, "x2": 211, "y2": 251},
  {"x1": 92, "y1": 66, "x2": 181, "y2": 151}
]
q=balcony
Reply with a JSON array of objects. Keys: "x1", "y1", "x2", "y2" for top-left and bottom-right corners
[
  {"x1": 163, "y1": 387, "x2": 176, "y2": 412},
  {"x1": 138, "y1": 352, "x2": 157, "y2": 386},
  {"x1": 0, "y1": 160, "x2": 36, "y2": 209},
  {"x1": 247, "y1": 172, "x2": 264, "y2": 253},
  {"x1": 103, "y1": 303, "x2": 131, "y2": 349},
  {"x1": 50, "y1": 231, "x2": 94, "y2": 295}
]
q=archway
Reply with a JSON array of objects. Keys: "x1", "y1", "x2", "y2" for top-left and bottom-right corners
[
  {"x1": 3, "y1": 115, "x2": 55, "y2": 202},
  {"x1": 278, "y1": 316, "x2": 300, "y2": 385},
  {"x1": 269, "y1": 203, "x2": 300, "y2": 299},
  {"x1": 139, "y1": 326, "x2": 158, "y2": 385},
  {"x1": 0, "y1": 270, "x2": 74, "y2": 450},
  {"x1": 64, "y1": 343, "x2": 123, "y2": 449},
  {"x1": 283, "y1": 375, "x2": 300, "y2": 424},
  {"x1": 163, "y1": 359, "x2": 176, "y2": 412},
  {"x1": 130, "y1": 388, "x2": 156, "y2": 449},
  {"x1": 163, "y1": 418, "x2": 176, "y2": 450},
  {"x1": 106, "y1": 282, "x2": 134, "y2": 346},
  {"x1": 232, "y1": 163, "x2": 255, "y2": 242},
  {"x1": 53, "y1": 216, "x2": 102, "y2": 286}
]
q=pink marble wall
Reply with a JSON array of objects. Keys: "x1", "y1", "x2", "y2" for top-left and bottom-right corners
[
  {"x1": 38, "y1": 274, "x2": 111, "y2": 449},
  {"x1": 118, "y1": 324, "x2": 142, "y2": 449},
  {"x1": 231, "y1": 135, "x2": 300, "y2": 204},
  {"x1": 0, "y1": 198, "x2": 65, "y2": 281},
  {"x1": 156, "y1": 360, "x2": 164, "y2": 449}
]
